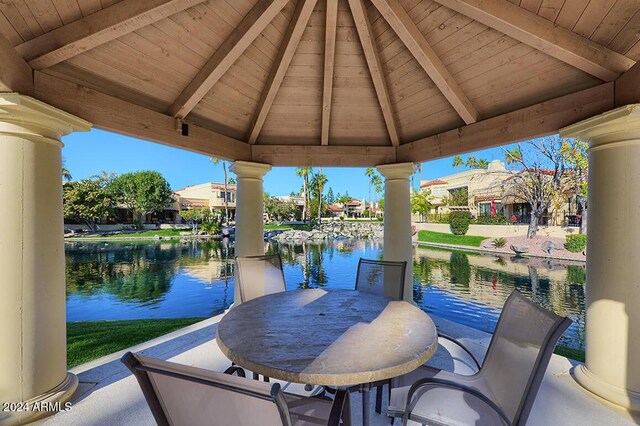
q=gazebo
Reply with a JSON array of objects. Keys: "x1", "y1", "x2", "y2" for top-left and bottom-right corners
[{"x1": 1, "y1": 0, "x2": 639, "y2": 423}]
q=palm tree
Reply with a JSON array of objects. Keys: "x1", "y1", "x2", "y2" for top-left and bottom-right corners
[
  {"x1": 295, "y1": 167, "x2": 312, "y2": 221},
  {"x1": 365, "y1": 168, "x2": 383, "y2": 221},
  {"x1": 62, "y1": 159, "x2": 72, "y2": 181},
  {"x1": 412, "y1": 162, "x2": 422, "y2": 191},
  {"x1": 452, "y1": 155, "x2": 464, "y2": 167},
  {"x1": 312, "y1": 169, "x2": 328, "y2": 221},
  {"x1": 211, "y1": 157, "x2": 229, "y2": 224}
]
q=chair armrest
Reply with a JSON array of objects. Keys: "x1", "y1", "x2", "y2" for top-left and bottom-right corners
[
  {"x1": 438, "y1": 332, "x2": 482, "y2": 371},
  {"x1": 328, "y1": 389, "x2": 349, "y2": 426},
  {"x1": 223, "y1": 366, "x2": 246, "y2": 378},
  {"x1": 402, "y1": 377, "x2": 512, "y2": 426}
]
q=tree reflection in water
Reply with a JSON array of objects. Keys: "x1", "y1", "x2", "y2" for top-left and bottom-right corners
[{"x1": 65, "y1": 240, "x2": 586, "y2": 349}]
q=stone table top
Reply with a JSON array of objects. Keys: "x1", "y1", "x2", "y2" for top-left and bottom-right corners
[{"x1": 216, "y1": 289, "x2": 438, "y2": 386}]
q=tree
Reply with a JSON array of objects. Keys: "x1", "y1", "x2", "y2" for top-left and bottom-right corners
[
  {"x1": 310, "y1": 169, "x2": 328, "y2": 221},
  {"x1": 265, "y1": 197, "x2": 299, "y2": 222},
  {"x1": 180, "y1": 208, "x2": 205, "y2": 234},
  {"x1": 327, "y1": 187, "x2": 335, "y2": 204},
  {"x1": 365, "y1": 167, "x2": 383, "y2": 221},
  {"x1": 412, "y1": 163, "x2": 422, "y2": 191},
  {"x1": 502, "y1": 137, "x2": 567, "y2": 238},
  {"x1": 411, "y1": 189, "x2": 433, "y2": 222},
  {"x1": 448, "y1": 187, "x2": 469, "y2": 206},
  {"x1": 228, "y1": 177, "x2": 236, "y2": 185},
  {"x1": 452, "y1": 155, "x2": 489, "y2": 169},
  {"x1": 63, "y1": 176, "x2": 113, "y2": 232},
  {"x1": 212, "y1": 158, "x2": 230, "y2": 224},
  {"x1": 62, "y1": 159, "x2": 72, "y2": 182},
  {"x1": 109, "y1": 171, "x2": 174, "y2": 221},
  {"x1": 561, "y1": 138, "x2": 588, "y2": 234},
  {"x1": 295, "y1": 167, "x2": 312, "y2": 221}
]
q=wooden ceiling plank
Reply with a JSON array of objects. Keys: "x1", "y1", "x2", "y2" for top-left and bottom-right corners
[
  {"x1": 33, "y1": 71, "x2": 250, "y2": 160},
  {"x1": 320, "y1": 0, "x2": 337, "y2": 146},
  {"x1": 168, "y1": 0, "x2": 290, "y2": 119},
  {"x1": 431, "y1": 0, "x2": 635, "y2": 82},
  {"x1": 0, "y1": 32, "x2": 32, "y2": 94},
  {"x1": 370, "y1": 0, "x2": 480, "y2": 125},
  {"x1": 15, "y1": 0, "x2": 206, "y2": 70},
  {"x1": 348, "y1": 0, "x2": 400, "y2": 146},
  {"x1": 398, "y1": 83, "x2": 614, "y2": 163},
  {"x1": 248, "y1": 0, "x2": 318, "y2": 145}
]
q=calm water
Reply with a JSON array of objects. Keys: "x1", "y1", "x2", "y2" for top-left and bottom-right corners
[{"x1": 65, "y1": 240, "x2": 586, "y2": 350}]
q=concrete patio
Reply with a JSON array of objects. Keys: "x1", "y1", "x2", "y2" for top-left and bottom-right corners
[{"x1": 43, "y1": 312, "x2": 638, "y2": 426}]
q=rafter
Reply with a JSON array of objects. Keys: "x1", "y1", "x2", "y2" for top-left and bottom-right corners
[
  {"x1": 431, "y1": 0, "x2": 634, "y2": 82},
  {"x1": 168, "y1": 0, "x2": 290, "y2": 119},
  {"x1": 15, "y1": 0, "x2": 206, "y2": 70},
  {"x1": 0, "y1": 33, "x2": 32, "y2": 94},
  {"x1": 348, "y1": 0, "x2": 400, "y2": 146},
  {"x1": 321, "y1": 0, "x2": 338, "y2": 146},
  {"x1": 248, "y1": 0, "x2": 318, "y2": 145},
  {"x1": 615, "y1": 61, "x2": 640, "y2": 107},
  {"x1": 252, "y1": 145, "x2": 396, "y2": 167},
  {"x1": 397, "y1": 83, "x2": 614, "y2": 163},
  {"x1": 370, "y1": 0, "x2": 480, "y2": 125}
]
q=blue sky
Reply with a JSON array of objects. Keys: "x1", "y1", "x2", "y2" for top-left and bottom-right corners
[{"x1": 62, "y1": 128, "x2": 516, "y2": 201}]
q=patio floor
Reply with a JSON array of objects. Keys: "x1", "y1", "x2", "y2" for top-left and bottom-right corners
[{"x1": 44, "y1": 312, "x2": 639, "y2": 426}]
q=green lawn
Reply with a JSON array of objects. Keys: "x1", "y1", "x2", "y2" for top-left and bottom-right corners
[
  {"x1": 264, "y1": 224, "x2": 293, "y2": 230},
  {"x1": 67, "y1": 318, "x2": 206, "y2": 368},
  {"x1": 417, "y1": 230, "x2": 487, "y2": 247},
  {"x1": 554, "y1": 346, "x2": 585, "y2": 363},
  {"x1": 81, "y1": 228, "x2": 187, "y2": 239}
]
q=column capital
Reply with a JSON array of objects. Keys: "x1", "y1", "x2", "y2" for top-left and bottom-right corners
[
  {"x1": 560, "y1": 104, "x2": 640, "y2": 148},
  {"x1": 0, "y1": 94, "x2": 91, "y2": 145},
  {"x1": 377, "y1": 162, "x2": 415, "y2": 180},
  {"x1": 231, "y1": 161, "x2": 272, "y2": 179}
]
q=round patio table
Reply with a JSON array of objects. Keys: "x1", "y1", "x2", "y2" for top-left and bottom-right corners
[{"x1": 216, "y1": 288, "x2": 438, "y2": 425}]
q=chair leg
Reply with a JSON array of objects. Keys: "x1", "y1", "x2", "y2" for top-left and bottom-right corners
[{"x1": 375, "y1": 384, "x2": 383, "y2": 414}]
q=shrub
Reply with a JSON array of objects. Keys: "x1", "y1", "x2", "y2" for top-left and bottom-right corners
[
  {"x1": 565, "y1": 234, "x2": 587, "y2": 253},
  {"x1": 472, "y1": 214, "x2": 509, "y2": 225},
  {"x1": 449, "y1": 211, "x2": 471, "y2": 235},
  {"x1": 201, "y1": 221, "x2": 221, "y2": 235},
  {"x1": 427, "y1": 213, "x2": 449, "y2": 223},
  {"x1": 492, "y1": 237, "x2": 506, "y2": 248}
]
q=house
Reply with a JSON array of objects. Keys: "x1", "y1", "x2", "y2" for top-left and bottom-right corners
[
  {"x1": 174, "y1": 182, "x2": 237, "y2": 220},
  {"x1": 418, "y1": 160, "x2": 582, "y2": 226}
]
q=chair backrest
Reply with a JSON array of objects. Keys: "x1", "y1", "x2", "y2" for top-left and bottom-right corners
[
  {"x1": 235, "y1": 254, "x2": 286, "y2": 303},
  {"x1": 355, "y1": 258, "x2": 407, "y2": 300},
  {"x1": 122, "y1": 352, "x2": 291, "y2": 426},
  {"x1": 479, "y1": 290, "x2": 572, "y2": 425}
]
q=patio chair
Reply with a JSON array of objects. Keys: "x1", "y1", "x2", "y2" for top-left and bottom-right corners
[
  {"x1": 235, "y1": 254, "x2": 286, "y2": 303},
  {"x1": 235, "y1": 254, "x2": 287, "y2": 382},
  {"x1": 121, "y1": 352, "x2": 351, "y2": 426},
  {"x1": 354, "y1": 258, "x2": 407, "y2": 413},
  {"x1": 355, "y1": 258, "x2": 407, "y2": 300},
  {"x1": 388, "y1": 290, "x2": 572, "y2": 426}
]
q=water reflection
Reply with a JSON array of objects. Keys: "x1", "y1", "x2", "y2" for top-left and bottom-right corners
[{"x1": 65, "y1": 240, "x2": 586, "y2": 350}]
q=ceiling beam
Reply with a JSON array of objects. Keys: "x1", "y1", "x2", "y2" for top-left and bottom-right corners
[
  {"x1": 15, "y1": 0, "x2": 206, "y2": 70},
  {"x1": 168, "y1": 0, "x2": 289, "y2": 119},
  {"x1": 348, "y1": 0, "x2": 400, "y2": 146},
  {"x1": 615, "y1": 61, "x2": 640, "y2": 107},
  {"x1": 431, "y1": 0, "x2": 634, "y2": 82},
  {"x1": 0, "y1": 34, "x2": 32, "y2": 94},
  {"x1": 252, "y1": 144, "x2": 397, "y2": 167},
  {"x1": 370, "y1": 0, "x2": 479, "y2": 125},
  {"x1": 321, "y1": 0, "x2": 338, "y2": 146},
  {"x1": 248, "y1": 0, "x2": 318, "y2": 145},
  {"x1": 34, "y1": 72, "x2": 250, "y2": 161},
  {"x1": 397, "y1": 83, "x2": 614, "y2": 163}
]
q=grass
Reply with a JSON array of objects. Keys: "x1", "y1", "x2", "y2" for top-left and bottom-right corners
[
  {"x1": 554, "y1": 346, "x2": 585, "y2": 363},
  {"x1": 79, "y1": 228, "x2": 187, "y2": 239},
  {"x1": 417, "y1": 230, "x2": 487, "y2": 247},
  {"x1": 264, "y1": 224, "x2": 293, "y2": 230},
  {"x1": 67, "y1": 317, "x2": 206, "y2": 368}
]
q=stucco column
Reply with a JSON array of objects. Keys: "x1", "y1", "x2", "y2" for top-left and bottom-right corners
[
  {"x1": 561, "y1": 104, "x2": 640, "y2": 411},
  {"x1": 229, "y1": 161, "x2": 271, "y2": 305},
  {"x1": 0, "y1": 94, "x2": 91, "y2": 424},
  {"x1": 377, "y1": 163, "x2": 414, "y2": 302}
]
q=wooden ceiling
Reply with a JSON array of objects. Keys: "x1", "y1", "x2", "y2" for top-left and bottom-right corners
[{"x1": 1, "y1": 0, "x2": 639, "y2": 166}]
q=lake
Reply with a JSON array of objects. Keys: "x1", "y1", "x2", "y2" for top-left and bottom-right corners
[{"x1": 65, "y1": 239, "x2": 586, "y2": 350}]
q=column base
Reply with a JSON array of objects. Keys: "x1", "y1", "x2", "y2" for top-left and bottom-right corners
[
  {"x1": 3, "y1": 372, "x2": 78, "y2": 425},
  {"x1": 573, "y1": 364, "x2": 640, "y2": 412}
]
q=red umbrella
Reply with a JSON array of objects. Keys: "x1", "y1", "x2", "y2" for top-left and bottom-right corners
[{"x1": 491, "y1": 199, "x2": 496, "y2": 217}]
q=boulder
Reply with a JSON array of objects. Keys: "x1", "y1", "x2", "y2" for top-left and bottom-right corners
[{"x1": 511, "y1": 244, "x2": 529, "y2": 255}]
